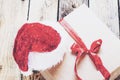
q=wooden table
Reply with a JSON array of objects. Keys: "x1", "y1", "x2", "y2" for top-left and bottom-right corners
[{"x1": 0, "y1": 0, "x2": 120, "y2": 80}]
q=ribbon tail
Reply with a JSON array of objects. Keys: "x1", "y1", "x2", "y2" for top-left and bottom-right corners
[
  {"x1": 74, "y1": 53, "x2": 82, "y2": 80},
  {"x1": 99, "y1": 65, "x2": 110, "y2": 80},
  {"x1": 89, "y1": 53, "x2": 110, "y2": 80}
]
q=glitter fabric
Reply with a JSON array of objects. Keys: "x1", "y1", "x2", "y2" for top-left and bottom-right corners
[{"x1": 13, "y1": 23, "x2": 61, "y2": 71}]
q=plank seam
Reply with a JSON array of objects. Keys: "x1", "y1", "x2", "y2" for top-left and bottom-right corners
[
  {"x1": 27, "y1": 0, "x2": 31, "y2": 20},
  {"x1": 57, "y1": 0, "x2": 60, "y2": 21},
  {"x1": 88, "y1": 0, "x2": 90, "y2": 7},
  {"x1": 118, "y1": 0, "x2": 120, "y2": 38}
]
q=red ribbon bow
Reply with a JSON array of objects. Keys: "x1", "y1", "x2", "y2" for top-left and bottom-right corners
[
  {"x1": 59, "y1": 19, "x2": 110, "y2": 80},
  {"x1": 71, "y1": 39, "x2": 110, "y2": 80}
]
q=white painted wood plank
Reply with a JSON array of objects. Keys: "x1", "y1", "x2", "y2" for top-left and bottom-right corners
[
  {"x1": 29, "y1": 0, "x2": 58, "y2": 21},
  {"x1": 0, "y1": 0, "x2": 29, "y2": 80},
  {"x1": 58, "y1": 0, "x2": 89, "y2": 19},
  {"x1": 89, "y1": 0, "x2": 119, "y2": 37}
]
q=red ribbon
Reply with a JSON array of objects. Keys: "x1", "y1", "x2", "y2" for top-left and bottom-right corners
[{"x1": 59, "y1": 19, "x2": 110, "y2": 80}]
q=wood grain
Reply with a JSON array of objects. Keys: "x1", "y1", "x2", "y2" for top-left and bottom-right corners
[
  {"x1": 0, "y1": 0, "x2": 29, "y2": 80},
  {"x1": 89, "y1": 0, "x2": 119, "y2": 37},
  {"x1": 29, "y1": 0, "x2": 58, "y2": 21},
  {"x1": 110, "y1": 66, "x2": 120, "y2": 80},
  {"x1": 22, "y1": 71, "x2": 45, "y2": 80},
  {"x1": 58, "y1": 0, "x2": 89, "y2": 20}
]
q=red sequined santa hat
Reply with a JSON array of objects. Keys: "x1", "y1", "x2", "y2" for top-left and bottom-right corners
[{"x1": 13, "y1": 22, "x2": 67, "y2": 75}]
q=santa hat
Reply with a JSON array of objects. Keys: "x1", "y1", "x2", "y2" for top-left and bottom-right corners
[{"x1": 13, "y1": 22, "x2": 67, "y2": 76}]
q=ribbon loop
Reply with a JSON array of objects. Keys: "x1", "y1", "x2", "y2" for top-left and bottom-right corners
[
  {"x1": 90, "y1": 39, "x2": 102, "y2": 53},
  {"x1": 71, "y1": 43, "x2": 83, "y2": 55}
]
